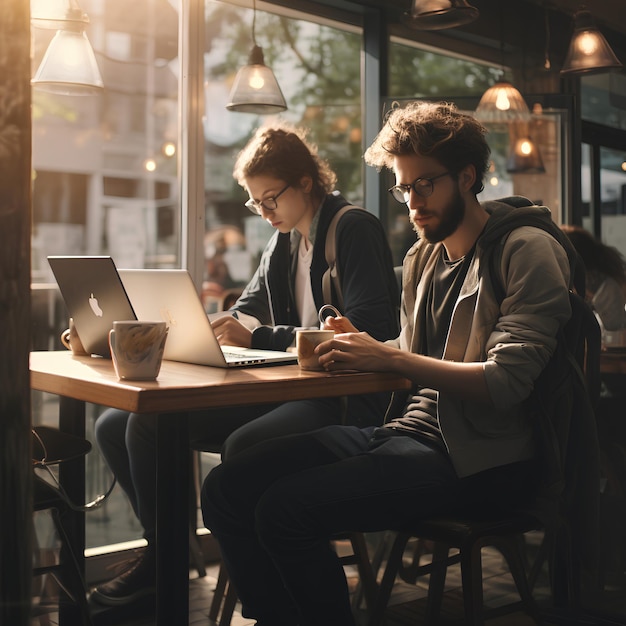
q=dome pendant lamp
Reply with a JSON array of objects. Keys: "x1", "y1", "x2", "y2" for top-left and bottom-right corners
[
  {"x1": 475, "y1": 81, "x2": 529, "y2": 122},
  {"x1": 506, "y1": 136, "x2": 545, "y2": 174},
  {"x1": 30, "y1": 0, "x2": 103, "y2": 95},
  {"x1": 560, "y1": 7, "x2": 623, "y2": 75},
  {"x1": 226, "y1": 0, "x2": 287, "y2": 114},
  {"x1": 407, "y1": 0, "x2": 480, "y2": 30}
]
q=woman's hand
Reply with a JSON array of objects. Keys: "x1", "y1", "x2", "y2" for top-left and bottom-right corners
[
  {"x1": 211, "y1": 315, "x2": 252, "y2": 348},
  {"x1": 316, "y1": 331, "x2": 399, "y2": 373}
]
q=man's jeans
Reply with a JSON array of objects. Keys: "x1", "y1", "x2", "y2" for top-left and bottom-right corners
[{"x1": 201, "y1": 425, "x2": 535, "y2": 626}]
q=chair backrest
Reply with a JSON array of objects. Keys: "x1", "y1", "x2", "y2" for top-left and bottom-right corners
[
  {"x1": 487, "y1": 224, "x2": 602, "y2": 607},
  {"x1": 32, "y1": 426, "x2": 92, "y2": 467},
  {"x1": 32, "y1": 426, "x2": 115, "y2": 512}
]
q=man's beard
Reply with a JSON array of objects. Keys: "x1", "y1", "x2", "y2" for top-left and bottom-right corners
[{"x1": 412, "y1": 186, "x2": 465, "y2": 243}]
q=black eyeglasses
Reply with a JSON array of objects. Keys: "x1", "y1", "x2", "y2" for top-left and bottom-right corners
[
  {"x1": 245, "y1": 183, "x2": 290, "y2": 215},
  {"x1": 388, "y1": 172, "x2": 451, "y2": 204}
]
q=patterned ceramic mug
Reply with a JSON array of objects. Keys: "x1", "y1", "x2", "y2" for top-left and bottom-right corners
[
  {"x1": 296, "y1": 329, "x2": 335, "y2": 371},
  {"x1": 108, "y1": 320, "x2": 168, "y2": 381}
]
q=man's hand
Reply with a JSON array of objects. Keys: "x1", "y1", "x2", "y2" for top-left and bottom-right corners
[
  {"x1": 322, "y1": 315, "x2": 358, "y2": 334},
  {"x1": 211, "y1": 315, "x2": 252, "y2": 348},
  {"x1": 316, "y1": 332, "x2": 397, "y2": 372}
]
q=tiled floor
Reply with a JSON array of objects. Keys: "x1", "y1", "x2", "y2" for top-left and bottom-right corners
[
  {"x1": 34, "y1": 529, "x2": 616, "y2": 626},
  {"x1": 83, "y1": 544, "x2": 547, "y2": 626}
]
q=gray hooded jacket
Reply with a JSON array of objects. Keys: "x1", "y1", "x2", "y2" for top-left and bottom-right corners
[{"x1": 388, "y1": 196, "x2": 572, "y2": 477}]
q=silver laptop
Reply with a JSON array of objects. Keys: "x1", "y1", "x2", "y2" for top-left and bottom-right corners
[
  {"x1": 48, "y1": 256, "x2": 137, "y2": 358},
  {"x1": 118, "y1": 268, "x2": 298, "y2": 368}
]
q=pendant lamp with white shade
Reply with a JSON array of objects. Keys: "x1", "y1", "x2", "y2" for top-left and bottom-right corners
[
  {"x1": 226, "y1": 0, "x2": 287, "y2": 114},
  {"x1": 31, "y1": 0, "x2": 103, "y2": 95}
]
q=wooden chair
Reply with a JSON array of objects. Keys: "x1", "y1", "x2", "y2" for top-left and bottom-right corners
[
  {"x1": 32, "y1": 426, "x2": 95, "y2": 625},
  {"x1": 366, "y1": 515, "x2": 545, "y2": 626},
  {"x1": 366, "y1": 286, "x2": 602, "y2": 626}
]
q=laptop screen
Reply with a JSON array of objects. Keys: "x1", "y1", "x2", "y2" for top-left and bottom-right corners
[{"x1": 48, "y1": 256, "x2": 137, "y2": 358}]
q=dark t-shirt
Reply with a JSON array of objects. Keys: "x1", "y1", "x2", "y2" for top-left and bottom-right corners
[{"x1": 379, "y1": 245, "x2": 475, "y2": 451}]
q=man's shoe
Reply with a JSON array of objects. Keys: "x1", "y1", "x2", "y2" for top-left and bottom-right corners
[{"x1": 90, "y1": 549, "x2": 156, "y2": 606}]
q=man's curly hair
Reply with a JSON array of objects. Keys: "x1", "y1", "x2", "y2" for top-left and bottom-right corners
[
  {"x1": 364, "y1": 101, "x2": 490, "y2": 195},
  {"x1": 233, "y1": 121, "x2": 336, "y2": 198}
]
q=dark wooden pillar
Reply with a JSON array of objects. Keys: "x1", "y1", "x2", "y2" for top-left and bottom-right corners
[{"x1": 0, "y1": 1, "x2": 33, "y2": 624}]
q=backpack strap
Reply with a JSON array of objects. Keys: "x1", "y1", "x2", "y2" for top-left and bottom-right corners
[{"x1": 322, "y1": 205, "x2": 364, "y2": 311}]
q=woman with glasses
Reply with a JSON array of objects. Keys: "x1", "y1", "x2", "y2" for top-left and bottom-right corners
[
  {"x1": 210, "y1": 122, "x2": 400, "y2": 456},
  {"x1": 213, "y1": 123, "x2": 398, "y2": 363},
  {"x1": 90, "y1": 121, "x2": 400, "y2": 608}
]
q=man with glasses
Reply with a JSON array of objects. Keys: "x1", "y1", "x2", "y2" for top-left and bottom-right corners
[
  {"x1": 202, "y1": 101, "x2": 574, "y2": 626},
  {"x1": 90, "y1": 122, "x2": 399, "y2": 607}
]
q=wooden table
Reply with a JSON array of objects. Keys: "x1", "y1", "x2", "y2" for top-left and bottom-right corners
[{"x1": 30, "y1": 351, "x2": 411, "y2": 625}]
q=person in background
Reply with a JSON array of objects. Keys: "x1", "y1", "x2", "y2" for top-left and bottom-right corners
[
  {"x1": 201, "y1": 100, "x2": 572, "y2": 626},
  {"x1": 90, "y1": 121, "x2": 399, "y2": 607},
  {"x1": 561, "y1": 224, "x2": 626, "y2": 332}
]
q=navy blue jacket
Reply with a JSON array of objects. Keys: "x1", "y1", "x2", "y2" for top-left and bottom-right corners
[{"x1": 233, "y1": 192, "x2": 400, "y2": 352}]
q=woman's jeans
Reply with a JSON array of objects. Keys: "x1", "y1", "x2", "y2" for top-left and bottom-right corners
[
  {"x1": 94, "y1": 393, "x2": 386, "y2": 543},
  {"x1": 201, "y1": 425, "x2": 536, "y2": 626}
]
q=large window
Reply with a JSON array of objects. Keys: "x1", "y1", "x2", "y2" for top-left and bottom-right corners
[
  {"x1": 389, "y1": 37, "x2": 501, "y2": 100},
  {"x1": 31, "y1": 0, "x2": 181, "y2": 281},
  {"x1": 582, "y1": 143, "x2": 626, "y2": 255},
  {"x1": 580, "y1": 73, "x2": 626, "y2": 258},
  {"x1": 31, "y1": 0, "x2": 182, "y2": 550},
  {"x1": 581, "y1": 72, "x2": 626, "y2": 131}
]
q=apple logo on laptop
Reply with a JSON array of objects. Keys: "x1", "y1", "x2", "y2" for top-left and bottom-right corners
[{"x1": 89, "y1": 293, "x2": 103, "y2": 317}]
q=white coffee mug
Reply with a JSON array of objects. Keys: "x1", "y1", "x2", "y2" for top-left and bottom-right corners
[
  {"x1": 109, "y1": 320, "x2": 168, "y2": 381},
  {"x1": 296, "y1": 329, "x2": 334, "y2": 371}
]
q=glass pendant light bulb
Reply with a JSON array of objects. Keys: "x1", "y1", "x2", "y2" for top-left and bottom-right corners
[
  {"x1": 475, "y1": 82, "x2": 529, "y2": 122},
  {"x1": 506, "y1": 137, "x2": 545, "y2": 174},
  {"x1": 248, "y1": 68, "x2": 266, "y2": 90},
  {"x1": 519, "y1": 139, "x2": 533, "y2": 156},
  {"x1": 495, "y1": 90, "x2": 512, "y2": 111}
]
